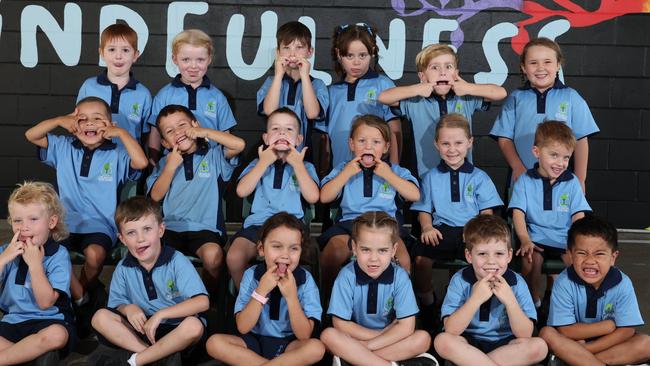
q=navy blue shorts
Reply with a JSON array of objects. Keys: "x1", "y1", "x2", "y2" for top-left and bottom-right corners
[
  {"x1": 412, "y1": 224, "x2": 465, "y2": 261},
  {"x1": 0, "y1": 319, "x2": 76, "y2": 356},
  {"x1": 61, "y1": 232, "x2": 113, "y2": 253},
  {"x1": 241, "y1": 333, "x2": 295, "y2": 360},
  {"x1": 535, "y1": 243, "x2": 566, "y2": 260},
  {"x1": 462, "y1": 333, "x2": 515, "y2": 354},
  {"x1": 163, "y1": 229, "x2": 225, "y2": 255},
  {"x1": 317, "y1": 220, "x2": 353, "y2": 250},
  {"x1": 231, "y1": 225, "x2": 262, "y2": 244}
]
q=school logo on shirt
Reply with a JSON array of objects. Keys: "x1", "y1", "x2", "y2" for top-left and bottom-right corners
[
  {"x1": 602, "y1": 303, "x2": 615, "y2": 320},
  {"x1": 204, "y1": 100, "x2": 217, "y2": 118},
  {"x1": 128, "y1": 103, "x2": 141, "y2": 122},
  {"x1": 454, "y1": 101, "x2": 463, "y2": 113},
  {"x1": 557, "y1": 193, "x2": 570, "y2": 212},
  {"x1": 379, "y1": 181, "x2": 393, "y2": 199},
  {"x1": 289, "y1": 174, "x2": 300, "y2": 191},
  {"x1": 365, "y1": 89, "x2": 377, "y2": 105},
  {"x1": 382, "y1": 296, "x2": 396, "y2": 323},
  {"x1": 165, "y1": 279, "x2": 181, "y2": 300},
  {"x1": 98, "y1": 163, "x2": 113, "y2": 182},
  {"x1": 555, "y1": 102, "x2": 569, "y2": 121},
  {"x1": 198, "y1": 159, "x2": 210, "y2": 178},
  {"x1": 465, "y1": 183, "x2": 475, "y2": 202}
]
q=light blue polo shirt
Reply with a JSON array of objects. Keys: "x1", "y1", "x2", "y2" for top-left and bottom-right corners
[
  {"x1": 441, "y1": 267, "x2": 537, "y2": 342},
  {"x1": 411, "y1": 160, "x2": 503, "y2": 227},
  {"x1": 40, "y1": 134, "x2": 140, "y2": 243},
  {"x1": 235, "y1": 263, "x2": 322, "y2": 337},
  {"x1": 0, "y1": 239, "x2": 73, "y2": 324},
  {"x1": 148, "y1": 75, "x2": 237, "y2": 132},
  {"x1": 490, "y1": 79, "x2": 599, "y2": 170},
  {"x1": 77, "y1": 71, "x2": 152, "y2": 142},
  {"x1": 146, "y1": 142, "x2": 237, "y2": 234},
  {"x1": 322, "y1": 161, "x2": 418, "y2": 221},
  {"x1": 315, "y1": 70, "x2": 398, "y2": 168},
  {"x1": 256, "y1": 75, "x2": 329, "y2": 150},
  {"x1": 394, "y1": 93, "x2": 488, "y2": 177},
  {"x1": 108, "y1": 245, "x2": 208, "y2": 325},
  {"x1": 509, "y1": 166, "x2": 591, "y2": 249},
  {"x1": 240, "y1": 159, "x2": 319, "y2": 228},
  {"x1": 328, "y1": 261, "x2": 418, "y2": 330},
  {"x1": 548, "y1": 267, "x2": 643, "y2": 328}
]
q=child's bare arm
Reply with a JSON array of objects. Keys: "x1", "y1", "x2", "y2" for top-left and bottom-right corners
[
  {"x1": 100, "y1": 124, "x2": 148, "y2": 170},
  {"x1": 492, "y1": 274, "x2": 534, "y2": 337},
  {"x1": 150, "y1": 146, "x2": 183, "y2": 202},
  {"x1": 513, "y1": 209, "x2": 536, "y2": 263},
  {"x1": 286, "y1": 146, "x2": 319, "y2": 204},
  {"x1": 236, "y1": 145, "x2": 278, "y2": 198},
  {"x1": 373, "y1": 159, "x2": 420, "y2": 202},
  {"x1": 365, "y1": 316, "x2": 416, "y2": 351},
  {"x1": 186, "y1": 127, "x2": 245, "y2": 159},
  {"x1": 378, "y1": 84, "x2": 434, "y2": 107},
  {"x1": 298, "y1": 59, "x2": 321, "y2": 119},
  {"x1": 452, "y1": 77, "x2": 507, "y2": 102},
  {"x1": 143, "y1": 295, "x2": 209, "y2": 344},
  {"x1": 583, "y1": 327, "x2": 635, "y2": 354},
  {"x1": 262, "y1": 55, "x2": 286, "y2": 116},
  {"x1": 497, "y1": 138, "x2": 527, "y2": 182},
  {"x1": 235, "y1": 264, "x2": 279, "y2": 334},
  {"x1": 147, "y1": 128, "x2": 163, "y2": 166},
  {"x1": 25, "y1": 111, "x2": 80, "y2": 148},
  {"x1": 573, "y1": 138, "x2": 589, "y2": 192},
  {"x1": 320, "y1": 158, "x2": 361, "y2": 203},
  {"x1": 558, "y1": 320, "x2": 616, "y2": 341},
  {"x1": 23, "y1": 240, "x2": 59, "y2": 309},
  {"x1": 278, "y1": 269, "x2": 313, "y2": 339},
  {"x1": 332, "y1": 316, "x2": 381, "y2": 341}
]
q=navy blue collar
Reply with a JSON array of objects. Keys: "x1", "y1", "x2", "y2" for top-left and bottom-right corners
[
  {"x1": 122, "y1": 244, "x2": 175, "y2": 271},
  {"x1": 354, "y1": 261, "x2": 394, "y2": 285},
  {"x1": 97, "y1": 70, "x2": 138, "y2": 90},
  {"x1": 71, "y1": 138, "x2": 116, "y2": 151},
  {"x1": 430, "y1": 89, "x2": 456, "y2": 102},
  {"x1": 567, "y1": 266, "x2": 621, "y2": 293},
  {"x1": 282, "y1": 73, "x2": 313, "y2": 84},
  {"x1": 42, "y1": 237, "x2": 59, "y2": 257},
  {"x1": 520, "y1": 77, "x2": 567, "y2": 92},
  {"x1": 461, "y1": 266, "x2": 517, "y2": 286},
  {"x1": 183, "y1": 139, "x2": 209, "y2": 156},
  {"x1": 13, "y1": 238, "x2": 60, "y2": 286},
  {"x1": 252, "y1": 262, "x2": 307, "y2": 286},
  {"x1": 437, "y1": 159, "x2": 474, "y2": 174},
  {"x1": 526, "y1": 163, "x2": 573, "y2": 183},
  {"x1": 335, "y1": 69, "x2": 379, "y2": 85},
  {"x1": 171, "y1": 74, "x2": 211, "y2": 89}
]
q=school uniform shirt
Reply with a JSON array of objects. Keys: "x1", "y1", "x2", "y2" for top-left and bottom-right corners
[
  {"x1": 508, "y1": 166, "x2": 591, "y2": 249},
  {"x1": 548, "y1": 267, "x2": 644, "y2": 327},
  {"x1": 235, "y1": 263, "x2": 322, "y2": 338},
  {"x1": 315, "y1": 70, "x2": 398, "y2": 168},
  {"x1": 441, "y1": 267, "x2": 536, "y2": 342},
  {"x1": 108, "y1": 245, "x2": 208, "y2": 325},
  {"x1": 256, "y1": 75, "x2": 329, "y2": 150},
  {"x1": 394, "y1": 93, "x2": 488, "y2": 177},
  {"x1": 240, "y1": 159, "x2": 319, "y2": 228},
  {"x1": 411, "y1": 160, "x2": 503, "y2": 227},
  {"x1": 146, "y1": 142, "x2": 237, "y2": 235},
  {"x1": 0, "y1": 239, "x2": 73, "y2": 323},
  {"x1": 77, "y1": 71, "x2": 152, "y2": 142},
  {"x1": 147, "y1": 75, "x2": 237, "y2": 132},
  {"x1": 321, "y1": 161, "x2": 418, "y2": 222},
  {"x1": 40, "y1": 135, "x2": 140, "y2": 243},
  {"x1": 328, "y1": 261, "x2": 418, "y2": 330},
  {"x1": 490, "y1": 79, "x2": 599, "y2": 170}
]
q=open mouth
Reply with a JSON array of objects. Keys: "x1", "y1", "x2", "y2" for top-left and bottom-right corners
[
  {"x1": 136, "y1": 245, "x2": 150, "y2": 255},
  {"x1": 436, "y1": 80, "x2": 449, "y2": 86},
  {"x1": 84, "y1": 130, "x2": 98, "y2": 137},
  {"x1": 483, "y1": 268, "x2": 499, "y2": 273},
  {"x1": 583, "y1": 267, "x2": 599, "y2": 277},
  {"x1": 276, "y1": 262, "x2": 288, "y2": 275},
  {"x1": 176, "y1": 136, "x2": 188, "y2": 145},
  {"x1": 361, "y1": 153, "x2": 375, "y2": 166}
]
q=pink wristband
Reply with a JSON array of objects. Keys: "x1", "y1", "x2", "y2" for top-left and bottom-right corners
[{"x1": 252, "y1": 290, "x2": 268, "y2": 305}]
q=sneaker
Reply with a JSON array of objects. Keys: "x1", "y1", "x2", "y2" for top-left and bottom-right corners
[
  {"x1": 33, "y1": 350, "x2": 60, "y2": 366},
  {"x1": 398, "y1": 353, "x2": 439, "y2": 366},
  {"x1": 332, "y1": 355, "x2": 353, "y2": 366}
]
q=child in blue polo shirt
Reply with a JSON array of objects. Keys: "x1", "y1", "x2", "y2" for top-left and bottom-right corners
[
  {"x1": 490, "y1": 37, "x2": 599, "y2": 192},
  {"x1": 147, "y1": 104, "x2": 245, "y2": 295},
  {"x1": 434, "y1": 215, "x2": 547, "y2": 365},
  {"x1": 410, "y1": 113, "x2": 503, "y2": 329},
  {"x1": 207, "y1": 212, "x2": 325, "y2": 365},
  {"x1": 25, "y1": 97, "x2": 148, "y2": 311},
  {"x1": 228, "y1": 108, "x2": 319, "y2": 290},
  {"x1": 147, "y1": 29, "x2": 237, "y2": 165},
  {"x1": 0, "y1": 182, "x2": 74, "y2": 365},
  {"x1": 540, "y1": 215, "x2": 650, "y2": 366},
  {"x1": 321, "y1": 211, "x2": 436, "y2": 366},
  {"x1": 510, "y1": 121, "x2": 591, "y2": 309},
  {"x1": 90, "y1": 196, "x2": 209, "y2": 366},
  {"x1": 319, "y1": 114, "x2": 420, "y2": 294},
  {"x1": 379, "y1": 44, "x2": 506, "y2": 178},
  {"x1": 257, "y1": 21, "x2": 328, "y2": 155},
  {"x1": 316, "y1": 23, "x2": 401, "y2": 169},
  {"x1": 77, "y1": 23, "x2": 152, "y2": 146}
]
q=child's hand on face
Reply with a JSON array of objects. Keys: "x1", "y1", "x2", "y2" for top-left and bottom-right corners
[
  {"x1": 490, "y1": 274, "x2": 517, "y2": 306},
  {"x1": 516, "y1": 240, "x2": 541, "y2": 263},
  {"x1": 421, "y1": 226, "x2": 443, "y2": 246},
  {"x1": 416, "y1": 82, "x2": 436, "y2": 98},
  {"x1": 258, "y1": 144, "x2": 279, "y2": 167},
  {"x1": 373, "y1": 157, "x2": 392, "y2": 179},
  {"x1": 22, "y1": 237, "x2": 44, "y2": 268},
  {"x1": 97, "y1": 122, "x2": 122, "y2": 140},
  {"x1": 277, "y1": 267, "x2": 298, "y2": 300},
  {"x1": 285, "y1": 146, "x2": 307, "y2": 168},
  {"x1": 343, "y1": 156, "x2": 363, "y2": 177},
  {"x1": 256, "y1": 264, "x2": 279, "y2": 297},
  {"x1": 274, "y1": 52, "x2": 289, "y2": 76},
  {"x1": 144, "y1": 312, "x2": 163, "y2": 344},
  {"x1": 184, "y1": 126, "x2": 207, "y2": 140},
  {"x1": 58, "y1": 109, "x2": 81, "y2": 135},
  {"x1": 297, "y1": 57, "x2": 311, "y2": 78},
  {"x1": 2, "y1": 231, "x2": 26, "y2": 263},
  {"x1": 450, "y1": 74, "x2": 471, "y2": 96},
  {"x1": 166, "y1": 145, "x2": 184, "y2": 169},
  {"x1": 123, "y1": 304, "x2": 147, "y2": 334},
  {"x1": 471, "y1": 273, "x2": 495, "y2": 304}
]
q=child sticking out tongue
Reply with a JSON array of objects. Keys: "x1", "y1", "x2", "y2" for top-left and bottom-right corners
[
  {"x1": 361, "y1": 154, "x2": 375, "y2": 167},
  {"x1": 276, "y1": 262, "x2": 288, "y2": 276}
]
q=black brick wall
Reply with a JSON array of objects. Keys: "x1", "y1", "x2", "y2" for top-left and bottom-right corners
[{"x1": 0, "y1": 1, "x2": 649, "y2": 228}]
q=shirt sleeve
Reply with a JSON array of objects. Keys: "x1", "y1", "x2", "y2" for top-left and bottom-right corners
[
  {"x1": 327, "y1": 268, "x2": 355, "y2": 321},
  {"x1": 513, "y1": 274, "x2": 537, "y2": 320},
  {"x1": 256, "y1": 76, "x2": 273, "y2": 116},
  {"x1": 304, "y1": 162, "x2": 320, "y2": 186},
  {"x1": 547, "y1": 272, "x2": 577, "y2": 326},
  {"x1": 467, "y1": 95, "x2": 490, "y2": 112},
  {"x1": 379, "y1": 77, "x2": 399, "y2": 122},
  {"x1": 145, "y1": 159, "x2": 166, "y2": 195},
  {"x1": 45, "y1": 248, "x2": 72, "y2": 296},
  {"x1": 489, "y1": 93, "x2": 516, "y2": 139},
  {"x1": 148, "y1": 88, "x2": 168, "y2": 127},
  {"x1": 320, "y1": 163, "x2": 344, "y2": 187},
  {"x1": 213, "y1": 145, "x2": 239, "y2": 182},
  {"x1": 107, "y1": 264, "x2": 130, "y2": 309},
  {"x1": 214, "y1": 91, "x2": 237, "y2": 131},
  {"x1": 117, "y1": 146, "x2": 140, "y2": 182},
  {"x1": 569, "y1": 178, "x2": 592, "y2": 215},
  {"x1": 440, "y1": 271, "x2": 467, "y2": 319},
  {"x1": 475, "y1": 171, "x2": 504, "y2": 210},
  {"x1": 238, "y1": 159, "x2": 259, "y2": 180},
  {"x1": 508, "y1": 176, "x2": 527, "y2": 213},
  {"x1": 173, "y1": 252, "x2": 208, "y2": 299},
  {"x1": 395, "y1": 165, "x2": 419, "y2": 187},
  {"x1": 299, "y1": 271, "x2": 323, "y2": 322},
  {"x1": 410, "y1": 171, "x2": 433, "y2": 213},
  {"x1": 234, "y1": 267, "x2": 256, "y2": 314},
  {"x1": 313, "y1": 78, "x2": 329, "y2": 121},
  {"x1": 39, "y1": 134, "x2": 68, "y2": 168},
  {"x1": 613, "y1": 276, "x2": 644, "y2": 327},
  {"x1": 141, "y1": 88, "x2": 153, "y2": 134},
  {"x1": 569, "y1": 90, "x2": 599, "y2": 140},
  {"x1": 77, "y1": 80, "x2": 89, "y2": 103},
  {"x1": 393, "y1": 267, "x2": 419, "y2": 319}
]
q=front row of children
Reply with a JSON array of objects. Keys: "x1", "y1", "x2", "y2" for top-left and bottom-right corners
[{"x1": 2, "y1": 181, "x2": 649, "y2": 366}]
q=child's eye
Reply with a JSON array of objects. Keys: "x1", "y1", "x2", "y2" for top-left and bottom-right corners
[
  {"x1": 445, "y1": 64, "x2": 454, "y2": 70},
  {"x1": 12, "y1": 219, "x2": 21, "y2": 224}
]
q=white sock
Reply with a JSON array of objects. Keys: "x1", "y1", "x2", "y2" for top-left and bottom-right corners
[
  {"x1": 74, "y1": 292, "x2": 89, "y2": 307},
  {"x1": 391, "y1": 362, "x2": 400, "y2": 366},
  {"x1": 127, "y1": 353, "x2": 137, "y2": 366}
]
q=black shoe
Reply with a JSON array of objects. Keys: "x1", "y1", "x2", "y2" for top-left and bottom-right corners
[
  {"x1": 87, "y1": 344, "x2": 130, "y2": 366},
  {"x1": 33, "y1": 350, "x2": 60, "y2": 366},
  {"x1": 398, "y1": 353, "x2": 439, "y2": 366}
]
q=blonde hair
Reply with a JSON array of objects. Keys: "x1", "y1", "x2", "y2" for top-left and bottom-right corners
[
  {"x1": 172, "y1": 29, "x2": 213, "y2": 58},
  {"x1": 435, "y1": 113, "x2": 471, "y2": 141},
  {"x1": 416, "y1": 44, "x2": 458, "y2": 72},
  {"x1": 534, "y1": 120, "x2": 576, "y2": 150},
  {"x1": 463, "y1": 215, "x2": 510, "y2": 251},
  {"x1": 351, "y1": 211, "x2": 399, "y2": 245},
  {"x1": 7, "y1": 182, "x2": 68, "y2": 241}
]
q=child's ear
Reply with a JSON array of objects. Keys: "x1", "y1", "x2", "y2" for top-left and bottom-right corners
[
  {"x1": 532, "y1": 145, "x2": 540, "y2": 159},
  {"x1": 161, "y1": 138, "x2": 171, "y2": 150},
  {"x1": 257, "y1": 242, "x2": 265, "y2": 257},
  {"x1": 464, "y1": 248, "x2": 472, "y2": 264},
  {"x1": 191, "y1": 120, "x2": 200, "y2": 128},
  {"x1": 133, "y1": 49, "x2": 141, "y2": 62},
  {"x1": 48, "y1": 215, "x2": 58, "y2": 230},
  {"x1": 171, "y1": 53, "x2": 178, "y2": 66},
  {"x1": 348, "y1": 137, "x2": 355, "y2": 152},
  {"x1": 158, "y1": 222, "x2": 165, "y2": 238},
  {"x1": 417, "y1": 71, "x2": 426, "y2": 83},
  {"x1": 295, "y1": 134, "x2": 304, "y2": 148},
  {"x1": 468, "y1": 136, "x2": 474, "y2": 147}
]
